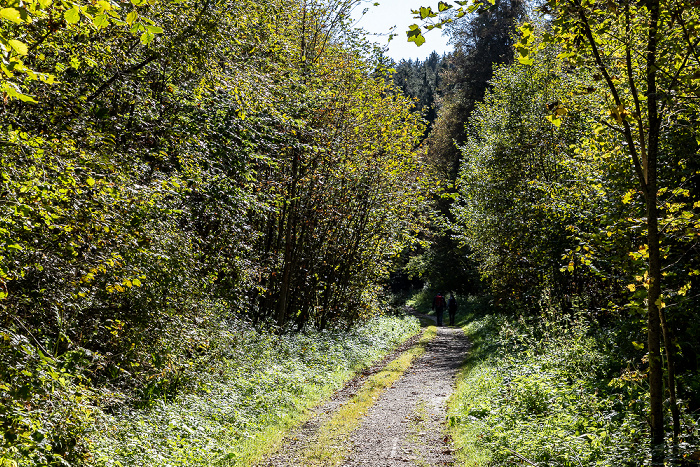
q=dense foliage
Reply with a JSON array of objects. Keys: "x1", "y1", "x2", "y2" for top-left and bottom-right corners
[
  {"x1": 450, "y1": 305, "x2": 700, "y2": 466},
  {"x1": 391, "y1": 51, "x2": 445, "y2": 130},
  {"x1": 394, "y1": 0, "x2": 525, "y2": 298},
  {"x1": 0, "y1": 0, "x2": 432, "y2": 464},
  {"x1": 93, "y1": 314, "x2": 420, "y2": 466},
  {"x1": 411, "y1": 0, "x2": 700, "y2": 460}
]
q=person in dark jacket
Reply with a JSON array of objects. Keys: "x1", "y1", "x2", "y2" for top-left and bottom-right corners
[
  {"x1": 447, "y1": 293, "x2": 458, "y2": 326},
  {"x1": 432, "y1": 292, "x2": 446, "y2": 327}
]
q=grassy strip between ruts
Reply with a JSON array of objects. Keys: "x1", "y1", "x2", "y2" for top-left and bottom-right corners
[{"x1": 302, "y1": 325, "x2": 438, "y2": 466}]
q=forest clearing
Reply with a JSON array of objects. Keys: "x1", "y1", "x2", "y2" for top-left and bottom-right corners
[{"x1": 2, "y1": 0, "x2": 700, "y2": 465}]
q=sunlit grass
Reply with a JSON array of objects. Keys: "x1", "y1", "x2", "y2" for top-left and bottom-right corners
[{"x1": 92, "y1": 315, "x2": 422, "y2": 466}]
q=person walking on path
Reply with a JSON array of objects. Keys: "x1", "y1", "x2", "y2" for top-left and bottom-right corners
[
  {"x1": 432, "y1": 292, "x2": 446, "y2": 327},
  {"x1": 447, "y1": 293, "x2": 458, "y2": 326}
]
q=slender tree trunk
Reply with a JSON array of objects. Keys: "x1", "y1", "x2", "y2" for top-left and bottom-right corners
[
  {"x1": 659, "y1": 307, "x2": 681, "y2": 443},
  {"x1": 645, "y1": 0, "x2": 664, "y2": 450},
  {"x1": 647, "y1": 186, "x2": 664, "y2": 449},
  {"x1": 276, "y1": 150, "x2": 299, "y2": 327}
]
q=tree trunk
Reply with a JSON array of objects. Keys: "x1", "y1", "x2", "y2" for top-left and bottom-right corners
[
  {"x1": 659, "y1": 307, "x2": 681, "y2": 443},
  {"x1": 645, "y1": 0, "x2": 664, "y2": 450},
  {"x1": 276, "y1": 150, "x2": 299, "y2": 327},
  {"x1": 646, "y1": 186, "x2": 664, "y2": 449}
]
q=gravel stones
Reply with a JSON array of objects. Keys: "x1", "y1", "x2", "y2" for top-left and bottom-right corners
[{"x1": 261, "y1": 324, "x2": 468, "y2": 467}]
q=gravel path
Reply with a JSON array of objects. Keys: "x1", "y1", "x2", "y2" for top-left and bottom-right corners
[
  {"x1": 342, "y1": 326, "x2": 468, "y2": 466},
  {"x1": 260, "y1": 321, "x2": 469, "y2": 467},
  {"x1": 260, "y1": 332, "x2": 424, "y2": 467}
]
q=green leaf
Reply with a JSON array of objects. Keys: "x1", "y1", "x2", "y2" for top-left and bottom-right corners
[
  {"x1": 146, "y1": 25, "x2": 163, "y2": 34},
  {"x1": 0, "y1": 7, "x2": 22, "y2": 23},
  {"x1": 94, "y1": 13, "x2": 109, "y2": 29},
  {"x1": 8, "y1": 40, "x2": 28, "y2": 56},
  {"x1": 86, "y1": 177, "x2": 95, "y2": 187},
  {"x1": 407, "y1": 25, "x2": 425, "y2": 46},
  {"x1": 140, "y1": 30, "x2": 155, "y2": 44},
  {"x1": 65, "y1": 6, "x2": 80, "y2": 24},
  {"x1": 419, "y1": 6, "x2": 435, "y2": 19},
  {"x1": 518, "y1": 55, "x2": 533, "y2": 66},
  {"x1": 125, "y1": 10, "x2": 137, "y2": 24},
  {"x1": 17, "y1": 92, "x2": 37, "y2": 103},
  {"x1": 545, "y1": 114, "x2": 561, "y2": 127},
  {"x1": 438, "y1": 1, "x2": 452, "y2": 11},
  {"x1": 519, "y1": 21, "x2": 534, "y2": 38}
]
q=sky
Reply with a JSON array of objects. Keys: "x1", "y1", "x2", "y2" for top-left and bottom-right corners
[{"x1": 351, "y1": 0, "x2": 453, "y2": 62}]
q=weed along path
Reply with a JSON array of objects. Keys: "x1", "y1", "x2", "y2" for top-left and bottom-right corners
[{"x1": 260, "y1": 323, "x2": 469, "y2": 466}]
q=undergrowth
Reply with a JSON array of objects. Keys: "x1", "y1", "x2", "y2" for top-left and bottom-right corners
[
  {"x1": 448, "y1": 298, "x2": 700, "y2": 467},
  {"x1": 89, "y1": 314, "x2": 420, "y2": 466}
]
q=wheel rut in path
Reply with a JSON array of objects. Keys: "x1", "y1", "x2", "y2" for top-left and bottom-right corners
[{"x1": 260, "y1": 325, "x2": 469, "y2": 467}]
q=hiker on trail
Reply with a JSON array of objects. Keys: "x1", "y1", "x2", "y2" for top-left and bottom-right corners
[
  {"x1": 432, "y1": 292, "x2": 446, "y2": 327},
  {"x1": 447, "y1": 293, "x2": 457, "y2": 326}
]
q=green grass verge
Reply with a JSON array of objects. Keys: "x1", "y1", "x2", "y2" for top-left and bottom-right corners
[
  {"x1": 446, "y1": 298, "x2": 700, "y2": 467},
  {"x1": 90, "y1": 315, "x2": 421, "y2": 466}
]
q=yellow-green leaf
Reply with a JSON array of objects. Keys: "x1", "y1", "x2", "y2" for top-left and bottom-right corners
[
  {"x1": 65, "y1": 6, "x2": 80, "y2": 24},
  {"x1": 0, "y1": 8, "x2": 22, "y2": 24},
  {"x1": 518, "y1": 55, "x2": 534, "y2": 66},
  {"x1": 8, "y1": 40, "x2": 27, "y2": 56},
  {"x1": 94, "y1": 13, "x2": 109, "y2": 28}
]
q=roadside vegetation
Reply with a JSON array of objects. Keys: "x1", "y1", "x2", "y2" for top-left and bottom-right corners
[
  {"x1": 2, "y1": 311, "x2": 420, "y2": 466},
  {"x1": 407, "y1": 0, "x2": 700, "y2": 460},
  {"x1": 448, "y1": 299, "x2": 700, "y2": 466},
  {"x1": 0, "y1": 0, "x2": 432, "y2": 464},
  {"x1": 4, "y1": 0, "x2": 700, "y2": 462},
  {"x1": 92, "y1": 314, "x2": 421, "y2": 467}
]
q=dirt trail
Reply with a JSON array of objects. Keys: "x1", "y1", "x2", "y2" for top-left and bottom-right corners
[
  {"x1": 342, "y1": 326, "x2": 467, "y2": 466},
  {"x1": 260, "y1": 320, "x2": 469, "y2": 467}
]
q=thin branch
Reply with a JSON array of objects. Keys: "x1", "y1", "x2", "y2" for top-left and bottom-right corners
[
  {"x1": 86, "y1": 0, "x2": 213, "y2": 102},
  {"x1": 87, "y1": 53, "x2": 159, "y2": 102},
  {"x1": 503, "y1": 446, "x2": 539, "y2": 466},
  {"x1": 625, "y1": 3, "x2": 647, "y2": 175},
  {"x1": 574, "y1": 0, "x2": 648, "y2": 197}
]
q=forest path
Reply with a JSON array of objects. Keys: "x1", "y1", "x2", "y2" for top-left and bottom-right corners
[{"x1": 260, "y1": 317, "x2": 469, "y2": 467}]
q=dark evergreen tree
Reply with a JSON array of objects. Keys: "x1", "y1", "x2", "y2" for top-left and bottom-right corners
[
  {"x1": 392, "y1": 51, "x2": 446, "y2": 132},
  {"x1": 427, "y1": 0, "x2": 526, "y2": 177},
  {"x1": 409, "y1": 0, "x2": 527, "y2": 295}
]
